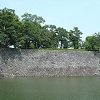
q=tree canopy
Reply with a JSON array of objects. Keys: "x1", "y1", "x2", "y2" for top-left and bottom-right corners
[
  {"x1": 0, "y1": 7, "x2": 99, "y2": 51},
  {"x1": 84, "y1": 33, "x2": 100, "y2": 51}
]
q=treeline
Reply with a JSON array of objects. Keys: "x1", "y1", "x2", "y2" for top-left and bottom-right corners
[{"x1": 0, "y1": 8, "x2": 100, "y2": 51}]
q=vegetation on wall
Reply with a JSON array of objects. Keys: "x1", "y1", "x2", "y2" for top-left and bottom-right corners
[{"x1": 0, "y1": 8, "x2": 100, "y2": 51}]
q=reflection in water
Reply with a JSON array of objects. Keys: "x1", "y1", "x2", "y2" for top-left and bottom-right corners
[{"x1": 0, "y1": 77, "x2": 100, "y2": 100}]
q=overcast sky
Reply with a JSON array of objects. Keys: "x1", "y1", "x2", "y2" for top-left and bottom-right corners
[{"x1": 1, "y1": 0, "x2": 100, "y2": 40}]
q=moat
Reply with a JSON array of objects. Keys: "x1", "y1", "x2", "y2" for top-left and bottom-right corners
[{"x1": 0, "y1": 77, "x2": 100, "y2": 100}]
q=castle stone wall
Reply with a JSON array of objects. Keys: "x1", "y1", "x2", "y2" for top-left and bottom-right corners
[{"x1": 0, "y1": 49, "x2": 100, "y2": 77}]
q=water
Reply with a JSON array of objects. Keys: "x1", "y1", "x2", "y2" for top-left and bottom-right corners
[{"x1": 0, "y1": 77, "x2": 100, "y2": 100}]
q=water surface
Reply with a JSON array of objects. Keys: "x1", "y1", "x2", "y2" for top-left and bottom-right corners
[{"x1": 0, "y1": 77, "x2": 100, "y2": 100}]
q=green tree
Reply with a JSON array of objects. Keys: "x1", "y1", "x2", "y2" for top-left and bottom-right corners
[
  {"x1": 36, "y1": 25, "x2": 51, "y2": 48},
  {"x1": 94, "y1": 33, "x2": 100, "y2": 51},
  {"x1": 84, "y1": 33, "x2": 100, "y2": 51},
  {"x1": 18, "y1": 21, "x2": 42, "y2": 49},
  {"x1": 56, "y1": 27, "x2": 68, "y2": 48},
  {"x1": 0, "y1": 7, "x2": 21, "y2": 48},
  {"x1": 44, "y1": 25, "x2": 58, "y2": 48},
  {"x1": 21, "y1": 13, "x2": 45, "y2": 24},
  {"x1": 69, "y1": 27, "x2": 83, "y2": 49},
  {"x1": 18, "y1": 13, "x2": 46, "y2": 49}
]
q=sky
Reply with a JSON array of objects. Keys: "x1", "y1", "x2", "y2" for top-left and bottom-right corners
[{"x1": 0, "y1": 0, "x2": 100, "y2": 40}]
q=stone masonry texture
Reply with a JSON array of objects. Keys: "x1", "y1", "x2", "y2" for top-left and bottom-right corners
[{"x1": 0, "y1": 48, "x2": 100, "y2": 77}]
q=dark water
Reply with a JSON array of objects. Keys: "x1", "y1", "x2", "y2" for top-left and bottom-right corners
[{"x1": 0, "y1": 77, "x2": 100, "y2": 100}]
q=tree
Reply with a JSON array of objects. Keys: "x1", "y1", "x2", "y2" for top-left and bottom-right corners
[
  {"x1": 18, "y1": 13, "x2": 46, "y2": 49},
  {"x1": 94, "y1": 33, "x2": 100, "y2": 51},
  {"x1": 0, "y1": 7, "x2": 21, "y2": 48},
  {"x1": 0, "y1": 8, "x2": 86, "y2": 50},
  {"x1": 21, "y1": 13, "x2": 45, "y2": 24},
  {"x1": 38, "y1": 26, "x2": 51, "y2": 48},
  {"x1": 17, "y1": 21, "x2": 42, "y2": 49},
  {"x1": 68, "y1": 27, "x2": 83, "y2": 49},
  {"x1": 44, "y1": 25, "x2": 58, "y2": 48},
  {"x1": 84, "y1": 33, "x2": 100, "y2": 51},
  {"x1": 56, "y1": 27, "x2": 68, "y2": 48}
]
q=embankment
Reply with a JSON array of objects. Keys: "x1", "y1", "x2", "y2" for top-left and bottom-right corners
[{"x1": 0, "y1": 49, "x2": 100, "y2": 77}]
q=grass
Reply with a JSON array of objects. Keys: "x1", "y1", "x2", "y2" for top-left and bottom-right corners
[{"x1": 39, "y1": 48, "x2": 86, "y2": 51}]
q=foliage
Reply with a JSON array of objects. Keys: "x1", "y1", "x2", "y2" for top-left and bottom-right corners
[
  {"x1": 84, "y1": 33, "x2": 100, "y2": 51},
  {"x1": 0, "y1": 7, "x2": 21, "y2": 48},
  {"x1": 68, "y1": 27, "x2": 83, "y2": 49},
  {"x1": 56, "y1": 27, "x2": 68, "y2": 48},
  {"x1": 1, "y1": 7, "x2": 99, "y2": 51}
]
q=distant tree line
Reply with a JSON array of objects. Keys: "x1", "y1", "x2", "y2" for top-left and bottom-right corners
[{"x1": 0, "y1": 8, "x2": 100, "y2": 51}]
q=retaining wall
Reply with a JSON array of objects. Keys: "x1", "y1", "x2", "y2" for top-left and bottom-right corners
[{"x1": 0, "y1": 49, "x2": 100, "y2": 77}]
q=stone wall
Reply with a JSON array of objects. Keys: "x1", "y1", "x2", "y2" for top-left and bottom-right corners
[{"x1": 0, "y1": 49, "x2": 100, "y2": 77}]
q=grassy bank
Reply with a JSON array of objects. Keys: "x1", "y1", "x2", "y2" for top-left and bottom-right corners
[{"x1": 39, "y1": 48, "x2": 85, "y2": 51}]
